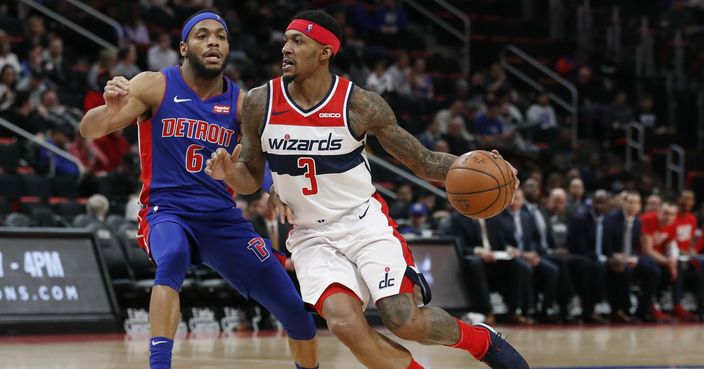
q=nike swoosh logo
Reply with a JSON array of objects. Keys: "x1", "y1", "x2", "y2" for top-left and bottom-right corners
[
  {"x1": 271, "y1": 109, "x2": 290, "y2": 116},
  {"x1": 173, "y1": 96, "x2": 191, "y2": 103},
  {"x1": 151, "y1": 340, "x2": 168, "y2": 346},
  {"x1": 359, "y1": 201, "x2": 371, "y2": 219}
]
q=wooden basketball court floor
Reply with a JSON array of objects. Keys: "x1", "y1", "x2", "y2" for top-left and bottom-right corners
[{"x1": 0, "y1": 325, "x2": 702, "y2": 369}]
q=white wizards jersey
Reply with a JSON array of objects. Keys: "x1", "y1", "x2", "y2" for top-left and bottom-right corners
[{"x1": 261, "y1": 75, "x2": 375, "y2": 226}]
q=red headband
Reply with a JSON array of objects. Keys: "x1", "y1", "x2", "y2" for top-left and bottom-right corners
[{"x1": 286, "y1": 19, "x2": 341, "y2": 55}]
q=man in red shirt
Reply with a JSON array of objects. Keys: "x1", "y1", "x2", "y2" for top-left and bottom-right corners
[
  {"x1": 673, "y1": 190, "x2": 704, "y2": 320},
  {"x1": 674, "y1": 191, "x2": 697, "y2": 253},
  {"x1": 641, "y1": 201, "x2": 698, "y2": 321}
]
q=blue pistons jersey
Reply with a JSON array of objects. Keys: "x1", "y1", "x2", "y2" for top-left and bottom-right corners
[{"x1": 137, "y1": 65, "x2": 240, "y2": 215}]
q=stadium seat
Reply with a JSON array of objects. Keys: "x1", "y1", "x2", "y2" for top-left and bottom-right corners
[
  {"x1": 86, "y1": 222, "x2": 137, "y2": 302},
  {"x1": 72, "y1": 213, "x2": 98, "y2": 228},
  {"x1": 0, "y1": 173, "x2": 22, "y2": 204},
  {"x1": 5, "y1": 212, "x2": 30, "y2": 227},
  {"x1": 19, "y1": 173, "x2": 52, "y2": 202},
  {"x1": 50, "y1": 198, "x2": 84, "y2": 223},
  {"x1": 106, "y1": 214, "x2": 126, "y2": 233},
  {"x1": 0, "y1": 197, "x2": 9, "y2": 219},
  {"x1": 18, "y1": 196, "x2": 48, "y2": 217},
  {"x1": 50, "y1": 176, "x2": 80, "y2": 198},
  {"x1": 31, "y1": 207, "x2": 65, "y2": 227},
  {"x1": 193, "y1": 265, "x2": 238, "y2": 304},
  {"x1": 116, "y1": 222, "x2": 156, "y2": 291},
  {"x1": 0, "y1": 140, "x2": 20, "y2": 173}
]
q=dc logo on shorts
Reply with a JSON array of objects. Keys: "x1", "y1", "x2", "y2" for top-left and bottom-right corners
[{"x1": 378, "y1": 266, "x2": 395, "y2": 289}]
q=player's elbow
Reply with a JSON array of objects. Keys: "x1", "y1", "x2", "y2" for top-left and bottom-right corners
[
  {"x1": 79, "y1": 111, "x2": 107, "y2": 139},
  {"x1": 78, "y1": 120, "x2": 93, "y2": 139}
]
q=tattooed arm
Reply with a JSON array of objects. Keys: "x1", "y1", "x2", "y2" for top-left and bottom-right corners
[
  {"x1": 205, "y1": 85, "x2": 267, "y2": 195},
  {"x1": 348, "y1": 88, "x2": 456, "y2": 182}
]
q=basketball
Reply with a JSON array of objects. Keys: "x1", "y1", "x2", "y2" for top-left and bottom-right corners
[{"x1": 446, "y1": 150, "x2": 515, "y2": 219}]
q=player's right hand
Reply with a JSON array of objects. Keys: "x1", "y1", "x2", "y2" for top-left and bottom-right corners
[
  {"x1": 103, "y1": 76, "x2": 130, "y2": 112},
  {"x1": 205, "y1": 146, "x2": 240, "y2": 180}
]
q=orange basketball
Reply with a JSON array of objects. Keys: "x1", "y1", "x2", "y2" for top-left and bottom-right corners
[{"x1": 445, "y1": 150, "x2": 516, "y2": 219}]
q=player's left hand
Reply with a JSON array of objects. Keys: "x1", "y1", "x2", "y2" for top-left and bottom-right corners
[
  {"x1": 491, "y1": 149, "x2": 520, "y2": 203},
  {"x1": 268, "y1": 187, "x2": 295, "y2": 224},
  {"x1": 205, "y1": 146, "x2": 241, "y2": 180}
]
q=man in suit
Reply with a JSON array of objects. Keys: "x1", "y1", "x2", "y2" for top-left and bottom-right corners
[
  {"x1": 449, "y1": 206, "x2": 535, "y2": 324},
  {"x1": 496, "y1": 189, "x2": 559, "y2": 322},
  {"x1": 568, "y1": 190, "x2": 610, "y2": 323},
  {"x1": 524, "y1": 180, "x2": 576, "y2": 322},
  {"x1": 604, "y1": 192, "x2": 661, "y2": 322}
]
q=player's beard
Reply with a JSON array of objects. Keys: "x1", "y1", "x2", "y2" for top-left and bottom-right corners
[
  {"x1": 282, "y1": 73, "x2": 297, "y2": 83},
  {"x1": 186, "y1": 49, "x2": 229, "y2": 79}
]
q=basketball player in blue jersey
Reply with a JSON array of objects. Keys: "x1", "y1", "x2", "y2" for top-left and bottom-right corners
[
  {"x1": 206, "y1": 9, "x2": 528, "y2": 369},
  {"x1": 79, "y1": 10, "x2": 319, "y2": 369}
]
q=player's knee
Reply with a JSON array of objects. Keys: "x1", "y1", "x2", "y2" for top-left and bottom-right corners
[
  {"x1": 153, "y1": 249, "x2": 190, "y2": 290},
  {"x1": 325, "y1": 309, "x2": 366, "y2": 345},
  {"x1": 279, "y1": 308, "x2": 317, "y2": 341},
  {"x1": 376, "y1": 294, "x2": 424, "y2": 341}
]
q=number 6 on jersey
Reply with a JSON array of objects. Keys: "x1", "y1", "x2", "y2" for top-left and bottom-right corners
[
  {"x1": 185, "y1": 144, "x2": 205, "y2": 173},
  {"x1": 297, "y1": 157, "x2": 318, "y2": 195}
]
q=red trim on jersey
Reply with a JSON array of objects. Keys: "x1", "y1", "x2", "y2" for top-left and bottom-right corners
[
  {"x1": 267, "y1": 119, "x2": 345, "y2": 127},
  {"x1": 313, "y1": 283, "x2": 362, "y2": 316},
  {"x1": 266, "y1": 76, "x2": 350, "y2": 127},
  {"x1": 154, "y1": 70, "x2": 169, "y2": 116},
  {"x1": 136, "y1": 119, "x2": 153, "y2": 254},
  {"x1": 373, "y1": 192, "x2": 416, "y2": 267}
]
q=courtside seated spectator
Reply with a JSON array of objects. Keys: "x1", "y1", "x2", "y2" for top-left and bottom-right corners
[
  {"x1": 86, "y1": 194, "x2": 109, "y2": 222},
  {"x1": 604, "y1": 192, "x2": 661, "y2": 322},
  {"x1": 567, "y1": 190, "x2": 610, "y2": 324},
  {"x1": 640, "y1": 201, "x2": 697, "y2": 321}
]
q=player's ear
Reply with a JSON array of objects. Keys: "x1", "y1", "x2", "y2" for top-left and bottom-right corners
[
  {"x1": 320, "y1": 45, "x2": 333, "y2": 62},
  {"x1": 179, "y1": 41, "x2": 188, "y2": 58}
]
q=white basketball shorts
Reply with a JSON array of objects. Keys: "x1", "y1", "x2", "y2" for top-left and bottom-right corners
[{"x1": 286, "y1": 194, "x2": 430, "y2": 313}]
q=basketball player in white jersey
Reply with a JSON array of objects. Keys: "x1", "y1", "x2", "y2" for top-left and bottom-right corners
[{"x1": 206, "y1": 10, "x2": 528, "y2": 369}]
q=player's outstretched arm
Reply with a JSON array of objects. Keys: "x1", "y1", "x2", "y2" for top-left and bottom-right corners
[
  {"x1": 349, "y1": 88, "x2": 456, "y2": 182},
  {"x1": 205, "y1": 85, "x2": 267, "y2": 195},
  {"x1": 79, "y1": 72, "x2": 163, "y2": 139}
]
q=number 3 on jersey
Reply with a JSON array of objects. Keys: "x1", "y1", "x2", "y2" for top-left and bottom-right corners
[
  {"x1": 297, "y1": 157, "x2": 318, "y2": 195},
  {"x1": 185, "y1": 144, "x2": 204, "y2": 173}
]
